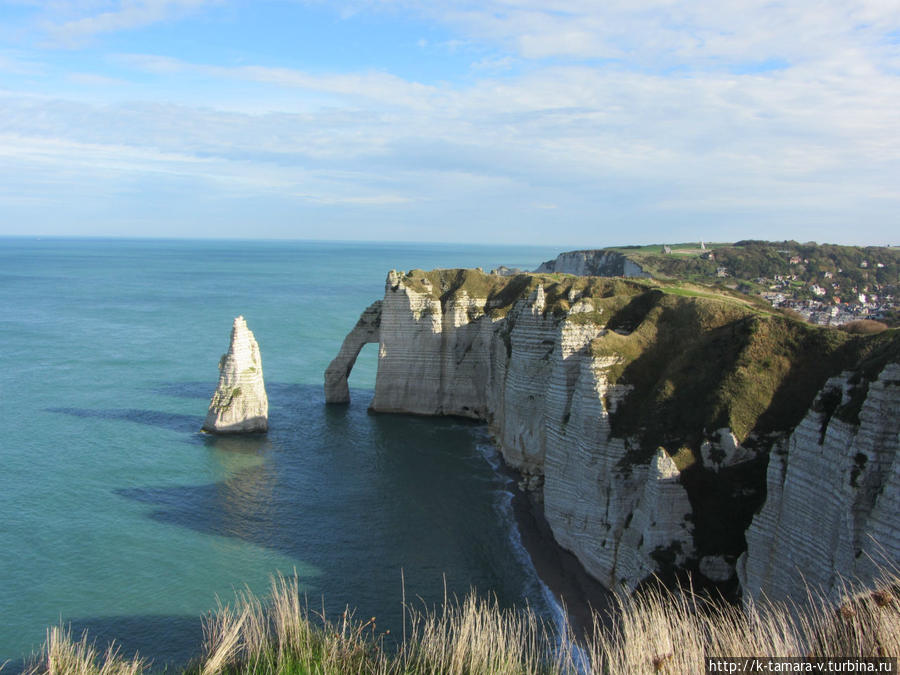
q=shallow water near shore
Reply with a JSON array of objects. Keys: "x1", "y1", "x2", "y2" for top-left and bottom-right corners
[{"x1": 0, "y1": 237, "x2": 571, "y2": 668}]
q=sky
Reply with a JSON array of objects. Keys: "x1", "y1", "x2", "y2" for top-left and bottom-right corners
[{"x1": 0, "y1": 1, "x2": 898, "y2": 246}]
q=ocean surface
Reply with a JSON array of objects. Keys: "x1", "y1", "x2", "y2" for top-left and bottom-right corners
[{"x1": 0, "y1": 237, "x2": 565, "y2": 668}]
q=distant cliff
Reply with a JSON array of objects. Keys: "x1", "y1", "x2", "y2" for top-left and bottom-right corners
[
  {"x1": 326, "y1": 269, "x2": 899, "y2": 599},
  {"x1": 535, "y1": 250, "x2": 649, "y2": 278}
]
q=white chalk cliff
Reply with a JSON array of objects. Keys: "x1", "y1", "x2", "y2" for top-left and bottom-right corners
[
  {"x1": 738, "y1": 363, "x2": 900, "y2": 603},
  {"x1": 535, "y1": 250, "x2": 649, "y2": 278},
  {"x1": 203, "y1": 316, "x2": 268, "y2": 433},
  {"x1": 324, "y1": 300, "x2": 382, "y2": 404},
  {"x1": 327, "y1": 268, "x2": 900, "y2": 600}
]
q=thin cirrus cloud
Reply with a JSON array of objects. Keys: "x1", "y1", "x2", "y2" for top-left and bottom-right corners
[
  {"x1": 115, "y1": 53, "x2": 444, "y2": 111},
  {"x1": 0, "y1": 0, "x2": 898, "y2": 242},
  {"x1": 399, "y1": 0, "x2": 900, "y2": 65},
  {"x1": 35, "y1": 0, "x2": 222, "y2": 45}
]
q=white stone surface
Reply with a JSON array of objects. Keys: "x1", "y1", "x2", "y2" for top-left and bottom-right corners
[
  {"x1": 700, "y1": 555, "x2": 735, "y2": 582},
  {"x1": 324, "y1": 300, "x2": 382, "y2": 403},
  {"x1": 535, "y1": 250, "x2": 650, "y2": 277},
  {"x1": 701, "y1": 428, "x2": 754, "y2": 472},
  {"x1": 371, "y1": 271, "x2": 495, "y2": 418},
  {"x1": 357, "y1": 271, "x2": 692, "y2": 589},
  {"x1": 329, "y1": 269, "x2": 900, "y2": 599},
  {"x1": 203, "y1": 316, "x2": 268, "y2": 433},
  {"x1": 738, "y1": 363, "x2": 900, "y2": 604}
]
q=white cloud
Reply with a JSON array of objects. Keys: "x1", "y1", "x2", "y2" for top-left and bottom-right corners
[
  {"x1": 4, "y1": 48, "x2": 898, "y2": 222},
  {"x1": 1, "y1": 1, "x2": 898, "y2": 242},
  {"x1": 0, "y1": 50, "x2": 47, "y2": 75},
  {"x1": 34, "y1": 0, "x2": 222, "y2": 45},
  {"x1": 66, "y1": 71, "x2": 130, "y2": 86},
  {"x1": 116, "y1": 53, "x2": 443, "y2": 110},
  {"x1": 364, "y1": 0, "x2": 900, "y2": 69}
]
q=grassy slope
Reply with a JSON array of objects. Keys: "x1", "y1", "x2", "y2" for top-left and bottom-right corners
[
  {"x1": 596, "y1": 293, "x2": 900, "y2": 452},
  {"x1": 604, "y1": 241, "x2": 900, "y2": 308}
]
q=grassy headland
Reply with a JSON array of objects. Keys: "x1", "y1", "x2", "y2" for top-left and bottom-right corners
[
  {"x1": 598, "y1": 240, "x2": 899, "y2": 326},
  {"x1": 391, "y1": 268, "x2": 900, "y2": 575}
]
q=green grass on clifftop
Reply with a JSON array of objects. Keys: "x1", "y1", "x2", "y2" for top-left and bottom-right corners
[
  {"x1": 398, "y1": 268, "x2": 898, "y2": 457},
  {"x1": 590, "y1": 289, "x2": 900, "y2": 458},
  {"x1": 398, "y1": 268, "x2": 651, "y2": 319}
]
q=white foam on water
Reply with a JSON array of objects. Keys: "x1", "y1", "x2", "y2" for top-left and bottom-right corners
[{"x1": 474, "y1": 438, "x2": 592, "y2": 673}]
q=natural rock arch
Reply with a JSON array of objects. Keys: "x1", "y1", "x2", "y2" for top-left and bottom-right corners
[{"x1": 324, "y1": 300, "x2": 382, "y2": 403}]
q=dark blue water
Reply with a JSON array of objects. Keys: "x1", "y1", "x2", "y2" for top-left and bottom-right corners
[{"x1": 0, "y1": 238, "x2": 561, "y2": 668}]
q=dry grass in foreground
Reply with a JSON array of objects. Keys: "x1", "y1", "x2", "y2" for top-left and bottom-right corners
[{"x1": 22, "y1": 572, "x2": 900, "y2": 674}]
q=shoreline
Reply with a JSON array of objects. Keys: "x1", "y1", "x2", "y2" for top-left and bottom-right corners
[{"x1": 487, "y1": 449, "x2": 616, "y2": 641}]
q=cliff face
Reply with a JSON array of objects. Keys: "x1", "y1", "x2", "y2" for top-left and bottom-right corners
[
  {"x1": 535, "y1": 250, "x2": 649, "y2": 278},
  {"x1": 738, "y1": 363, "x2": 900, "y2": 603},
  {"x1": 203, "y1": 316, "x2": 268, "y2": 433},
  {"x1": 328, "y1": 268, "x2": 900, "y2": 599},
  {"x1": 325, "y1": 300, "x2": 382, "y2": 404}
]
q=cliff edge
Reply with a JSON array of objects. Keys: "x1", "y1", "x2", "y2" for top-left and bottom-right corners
[
  {"x1": 203, "y1": 316, "x2": 268, "y2": 433},
  {"x1": 327, "y1": 268, "x2": 900, "y2": 600},
  {"x1": 535, "y1": 250, "x2": 649, "y2": 278}
]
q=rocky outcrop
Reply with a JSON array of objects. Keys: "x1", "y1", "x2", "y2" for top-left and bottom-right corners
[
  {"x1": 203, "y1": 316, "x2": 268, "y2": 433},
  {"x1": 324, "y1": 300, "x2": 382, "y2": 403},
  {"x1": 738, "y1": 363, "x2": 900, "y2": 603},
  {"x1": 331, "y1": 271, "x2": 699, "y2": 590},
  {"x1": 328, "y1": 267, "x2": 899, "y2": 599},
  {"x1": 535, "y1": 250, "x2": 649, "y2": 278}
]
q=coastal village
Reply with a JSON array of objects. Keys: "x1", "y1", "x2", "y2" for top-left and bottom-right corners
[
  {"x1": 758, "y1": 277, "x2": 895, "y2": 326},
  {"x1": 629, "y1": 241, "x2": 899, "y2": 327}
]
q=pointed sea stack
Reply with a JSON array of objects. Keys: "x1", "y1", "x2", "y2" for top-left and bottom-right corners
[{"x1": 202, "y1": 316, "x2": 268, "y2": 433}]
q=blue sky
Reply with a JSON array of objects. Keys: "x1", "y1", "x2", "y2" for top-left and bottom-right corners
[{"x1": 1, "y1": 1, "x2": 898, "y2": 246}]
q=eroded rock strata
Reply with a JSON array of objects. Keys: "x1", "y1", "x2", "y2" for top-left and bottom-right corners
[
  {"x1": 535, "y1": 250, "x2": 649, "y2": 278},
  {"x1": 324, "y1": 300, "x2": 382, "y2": 404},
  {"x1": 327, "y1": 268, "x2": 899, "y2": 599},
  {"x1": 738, "y1": 363, "x2": 900, "y2": 603},
  {"x1": 203, "y1": 316, "x2": 268, "y2": 433}
]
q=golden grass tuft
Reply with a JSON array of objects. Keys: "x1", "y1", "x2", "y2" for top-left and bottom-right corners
[
  {"x1": 22, "y1": 570, "x2": 900, "y2": 675},
  {"x1": 22, "y1": 626, "x2": 145, "y2": 675}
]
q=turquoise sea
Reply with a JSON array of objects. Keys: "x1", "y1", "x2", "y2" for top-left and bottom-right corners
[{"x1": 0, "y1": 238, "x2": 565, "y2": 668}]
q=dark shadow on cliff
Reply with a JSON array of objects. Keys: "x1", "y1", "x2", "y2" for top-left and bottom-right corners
[
  {"x1": 608, "y1": 302, "x2": 754, "y2": 456},
  {"x1": 604, "y1": 288, "x2": 664, "y2": 333},
  {"x1": 748, "y1": 326, "x2": 900, "y2": 437},
  {"x1": 607, "y1": 306, "x2": 900, "y2": 571},
  {"x1": 682, "y1": 328, "x2": 900, "y2": 563},
  {"x1": 0, "y1": 615, "x2": 202, "y2": 675},
  {"x1": 603, "y1": 299, "x2": 760, "y2": 568}
]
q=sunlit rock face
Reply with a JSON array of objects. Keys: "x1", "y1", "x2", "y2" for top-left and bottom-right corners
[
  {"x1": 324, "y1": 300, "x2": 382, "y2": 404},
  {"x1": 333, "y1": 271, "x2": 693, "y2": 591},
  {"x1": 203, "y1": 316, "x2": 268, "y2": 434},
  {"x1": 738, "y1": 363, "x2": 900, "y2": 604},
  {"x1": 535, "y1": 250, "x2": 649, "y2": 278},
  {"x1": 329, "y1": 268, "x2": 899, "y2": 599}
]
